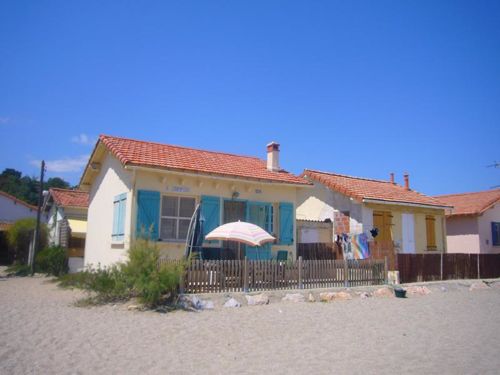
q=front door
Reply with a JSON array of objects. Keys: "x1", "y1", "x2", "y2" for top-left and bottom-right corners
[{"x1": 402, "y1": 213, "x2": 416, "y2": 253}]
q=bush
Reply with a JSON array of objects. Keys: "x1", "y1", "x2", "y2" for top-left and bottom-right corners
[
  {"x1": 7, "y1": 218, "x2": 47, "y2": 264},
  {"x1": 36, "y1": 246, "x2": 68, "y2": 276},
  {"x1": 59, "y1": 240, "x2": 185, "y2": 307},
  {"x1": 5, "y1": 262, "x2": 32, "y2": 276}
]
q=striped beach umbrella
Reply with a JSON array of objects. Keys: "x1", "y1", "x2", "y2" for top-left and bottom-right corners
[{"x1": 205, "y1": 221, "x2": 275, "y2": 247}]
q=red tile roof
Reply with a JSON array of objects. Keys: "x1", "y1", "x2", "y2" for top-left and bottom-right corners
[
  {"x1": 0, "y1": 190, "x2": 37, "y2": 211},
  {"x1": 98, "y1": 135, "x2": 310, "y2": 185},
  {"x1": 304, "y1": 169, "x2": 449, "y2": 208},
  {"x1": 50, "y1": 188, "x2": 89, "y2": 208},
  {"x1": 435, "y1": 189, "x2": 500, "y2": 217}
]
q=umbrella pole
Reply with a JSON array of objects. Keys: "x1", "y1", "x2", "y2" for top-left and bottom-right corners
[{"x1": 238, "y1": 242, "x2": 241, "y2": 260}]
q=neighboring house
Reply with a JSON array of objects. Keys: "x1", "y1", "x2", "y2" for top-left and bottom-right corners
[
  {"x1": 79, "y1": 135, "x2": 311, "y2": 267},
  {"x1": 296, "y1": 170, "x2": 450, "y2": 255},
  {"x1": 43, "y1": 188, "x2": 89, "y2": 272},
  {"x1": 436, "y1": 189, "x2": 500, "y2": 254},
  {"x1": 0, "y1": 191, "x2": 38, "y2": 264}
]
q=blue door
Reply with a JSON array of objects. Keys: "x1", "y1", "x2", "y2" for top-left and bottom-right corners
[{"x1": 246, "y1": 201, "x2": 273, "y2": 260}]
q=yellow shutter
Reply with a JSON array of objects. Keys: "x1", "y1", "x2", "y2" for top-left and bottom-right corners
[
  {"x1": 426, "y1": 215, "x2": 436, "y2": 250},
  {"x1": 373, "y1": 211, "x2": 393, "y2": 242}
]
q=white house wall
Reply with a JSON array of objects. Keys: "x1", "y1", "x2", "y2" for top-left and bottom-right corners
[
  {"x1": 478, "y1": 203, "x2": 500, "y2": 254},
  {"x1": 0, "y1": 194, "x2": 37, "y2": 223},
  {"x1": 84, "y1": 153, "x2": 133, "y2": 268}
]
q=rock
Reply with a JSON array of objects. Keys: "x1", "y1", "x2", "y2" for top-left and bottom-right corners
[
  {"x1": 179, "y1": 295, "x2": 214, "y2": 310},
  {"x1": 245, "y1": 294, "x2": 269, "y2": 306},
  {"x1": 223, "y1": 298, "x2": 241, "y2": 308},
  {"x1": 319, "y1": 291, "x2": 352, "y2": 302},
  {"x1": 359, "y1": 292, "x2": 371, "y2": 299},
  {"x1": 406, "y1": 286, "x2": 432, "y2": 296},
  {"x1": 469, "y1": 281, "x2": 490, "y2": 291},
  {"x1": 127, "y1": 304, "x2": 140, "y2": 311},
  {"x1": 308, "y1": 293, "x2": 316, "y2": 302},
  {"x1": 373, "y1": 287, "x2": 393, "y2": 298},
  {"x1": 282, "y1": 293, "x2": 305, "y2": 303},
  {"x1": 440, "y1": 286, "x2": 447, "y2": 292}
]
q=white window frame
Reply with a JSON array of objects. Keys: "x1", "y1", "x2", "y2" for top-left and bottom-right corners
[{"x1": 160, "y1": 194, "x2": 197, "y2": 242}]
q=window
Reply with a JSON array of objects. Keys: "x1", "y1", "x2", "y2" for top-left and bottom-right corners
[
  {"x1": 112, "y1": 193, "x2": 127, "y2": 242},
  {"x1": 426, "y1": 215, "x2": 437, "y2": 250},
  {"x1": 492, "y1": 222, "x2": 500, "y2": 246},
  {"x1": 160, "y1": 196, "x2": 195, "y2": 241}
]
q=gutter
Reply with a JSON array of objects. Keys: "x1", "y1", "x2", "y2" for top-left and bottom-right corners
[
  {"x1": 124, "y1": 164, "x2": 313, "y2": 189},
  {"x1": 362, "y1": 198, "x2": 452, "y2": 210}
]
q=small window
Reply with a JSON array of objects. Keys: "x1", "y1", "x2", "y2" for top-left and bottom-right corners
[
  {"x1": 112, "y1": 193, "x2": 127, "y2": 242},
  {"x1": 492, "y1": 222, "x2": 500, "y2": 246},
  {"x1": 160, "y1": 196, "x2": 196, "y2": 241}
]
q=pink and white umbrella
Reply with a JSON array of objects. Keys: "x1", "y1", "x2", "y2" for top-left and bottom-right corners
[{"x1": 205, "y1": 221, "x2": 275, "y2": 259}]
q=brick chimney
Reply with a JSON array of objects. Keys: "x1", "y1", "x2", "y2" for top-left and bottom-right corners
[
  {"x1": 266, "y1": 142, "x2": 280, "y2": 172},
  {"x1": 390, "y1": 173, "x2": 395, "y2": 184},
  {"x1": 404, "y1": 173, "x2": 410, "y2": 190}
]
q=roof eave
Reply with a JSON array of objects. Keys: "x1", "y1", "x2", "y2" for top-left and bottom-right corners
[
  {"x1": 125, "y1": 164, "x2": 312, "y2": 188},
  {"x1": 362, "y1": 198, "x2": 452, "y2": 210}
]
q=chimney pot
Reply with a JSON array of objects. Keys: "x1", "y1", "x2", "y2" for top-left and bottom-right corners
[
  {"x1": 404, "y1": 173, "x2": 410, "y2": 190},
  {"x1": 266, "y1": 141, "x2": 280, "y2": 172},
  {"x1": 390, "y1": 173, "x2": 395, "y2": 184}
]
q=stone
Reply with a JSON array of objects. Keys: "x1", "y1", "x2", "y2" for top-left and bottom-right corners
[
  {"x1": 308, "y1": 293, "x2": 316, "y2": 302},
  {"x1": 282, "y1": 293, "x2": 305, "y2": 303},
  {"x1": 200, "y1": 300, "x2": 215, "y2": 310},
  {"x1": 179, "y1": 295, "x2": 214, "y2": 310},
  {"x1": 245, "y1": 293, "x2": 270, "y2": 306},
  {"x1": 223, "y1": 298, "x2": 241, "y2": 308},
  {"x1": 469, "y1": 281, "x2": 490, "y2": 291},
  {"x1": 127, "y1": 304, "x2": 140, "y2": 311},
  {"x1": 373, "y1": 287, "x2": 393, "y2": 298},
  {"x1": 359, "y1": 292, "x2": 371, "y2": 299},
  {"x1": 406, "y1": 286, "x2": 432, "y2": 296},
  {"x1": 319, "y1": 291, "x2": 352, "y2": 302}
]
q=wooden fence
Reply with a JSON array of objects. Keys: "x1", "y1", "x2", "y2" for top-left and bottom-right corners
[
  {"x1": 397, "y1": 253, "x2": 500, "y2": 283},
  {"x1": 297, "y1": 243, "x2": 339, "y2": 260},
  {"x1": 159, "y1": 257, "x2": 387, "y2": 294}
]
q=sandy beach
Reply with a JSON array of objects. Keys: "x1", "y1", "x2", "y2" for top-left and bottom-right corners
[{"x1": 1, "y1": 273, "x2": 499, "y2": 375}]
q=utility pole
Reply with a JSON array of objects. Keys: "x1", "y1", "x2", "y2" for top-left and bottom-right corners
[{"x1": 30, "y1": 160, "x2": 45, "y2": 275}]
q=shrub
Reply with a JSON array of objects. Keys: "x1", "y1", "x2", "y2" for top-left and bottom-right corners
[
  {"x1": 58, "y1": 240, "x2": 185, "y2": 307},
  {"x1": 36, "y1": 246, "x2": 68, "y2": 276},
  {"x1": 7, "y1": 218, "x2": 47, "y2": 264},
  {"x1": 6, "y1": 262, "x2": 32, "y2": 276}
]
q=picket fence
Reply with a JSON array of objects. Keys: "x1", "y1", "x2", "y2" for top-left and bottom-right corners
[{"x1": 159, "y1": 257, "x2": 387, "y2": 294}]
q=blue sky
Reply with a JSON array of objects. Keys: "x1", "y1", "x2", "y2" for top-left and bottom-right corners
[{"x1": 0, "y1": 0, "x2": 498, "y2": 195}]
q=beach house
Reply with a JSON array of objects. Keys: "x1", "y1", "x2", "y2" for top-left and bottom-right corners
[
  {"x1": 79, "y1": 135, "x2": 310, "y2": 267},
  {"x1": 296, "y1": 170, "x2": 450, "y2": 259},
  {"x1": 436, "y1": 189, "x2": 500, "y2": 254},
  {"x1": 43, "y1": 188, "x2": 89, "y2": 272}
]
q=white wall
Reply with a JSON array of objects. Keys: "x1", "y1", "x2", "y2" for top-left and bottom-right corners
[
  {"x1": 0, "y1": 194, "x2": 37, "y2": 223},
  {"x1": 478, "y1": 203, "x2": 500, "y2": 254},
  {"x1": 445, "y1": 216, "x2": 480, "y2": 253},
  {"x1": 84, "y1": 153, "x2": 133, "y2": 268}
]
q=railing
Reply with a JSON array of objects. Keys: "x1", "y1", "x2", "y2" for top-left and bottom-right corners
[{"x1": 159, "y1": 257, "x2": 387, "y2": 294}]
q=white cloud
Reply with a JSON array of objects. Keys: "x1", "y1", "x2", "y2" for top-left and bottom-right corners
[
  {"x1": 0, "y1": 117, "x2": 10, "y2": 124},
  {"x1": 71, "y1": 133, "x2": 95, "y2": 146},
  {"x1": 30, "y1": 155, "x2": 89, "y2": 173}
]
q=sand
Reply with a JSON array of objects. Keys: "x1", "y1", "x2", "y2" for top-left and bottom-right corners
[{"x1": 1, "y1": 272, "x2": 499, "y2": 375}]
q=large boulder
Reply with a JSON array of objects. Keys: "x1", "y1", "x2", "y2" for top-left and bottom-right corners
[
  {"x1": 245, "y1": 294, "x2": 270, "y2": 306},
  {"x1": 179, "y1": 295, "x2": 214, "y2": 310},
  {"x1": 223, "y1": 298, "x2": 241, "y2": 308},
  {"x1": 282, "y1": 293, "x2": 305, "y2": 303},
  {"x1": 319, "y1": 291, "x2": 352, "y2": 302},
  {"x1": 373, "y1": 287, "x2": 393, "y2": 298},
  {"x1": 469, "y1": 281, "x2": 490, "y2": 291}
]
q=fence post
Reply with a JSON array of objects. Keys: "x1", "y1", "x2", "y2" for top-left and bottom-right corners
[
  {"x1": 384, "y1": 256, "x2": 388, "y2": 284},
  {"x1": 179, "y1": 265, "x2": 185, "y2": 294},
  {"x1": 298, "y1": 256, "x2": 303, "y2": 289},
  {"x1": 440, "y1": 251, "x2": 443, "y2": 281},
  {"x1": 243, "y1": 257, "x2": 249, "y2": 293},
  {"x1": 477, "y1": 254, "x2": 480, "y2": 279},
  {"x1": 344, "y1": 258, "x2": 349, "y2": 288}
]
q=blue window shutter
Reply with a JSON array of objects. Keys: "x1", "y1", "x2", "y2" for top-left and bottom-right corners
[
  {"x1": 136, "y1": 190, "x2": 160, "y2": 240},
  {"x1": 112, "y1": 193, "x2": 127, "y2": 242},
  {"x1": 279, "y1": 202, "x2": 294, "y2": 245},
  {"x1": 493, "y1": 222, "x2": 500, "y2": 246},
  {"x1": 201, "y1": 195, "x2": 220, "y2": 241}
]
